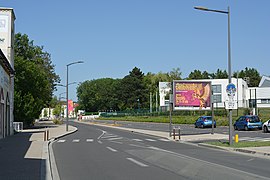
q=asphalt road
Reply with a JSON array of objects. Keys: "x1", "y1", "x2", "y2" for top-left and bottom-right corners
[
  {"x1": 52, "y1": 121, "x2": 270, "y2": 180},
  {"x1": 90, "y1": 119, "x2": 270, "y2": 140}
]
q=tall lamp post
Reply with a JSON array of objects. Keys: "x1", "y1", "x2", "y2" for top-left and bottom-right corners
[
  {"x1": 194, "y1": 6, "x2": 233, "y2": 145},
  {"x1": 66, "y1": 61, "x2": 84, "y2": 131}
]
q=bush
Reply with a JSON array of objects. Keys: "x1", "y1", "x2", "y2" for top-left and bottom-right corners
[{"x1": 53, "y1": 119, "x2": 63, "y2": 125}]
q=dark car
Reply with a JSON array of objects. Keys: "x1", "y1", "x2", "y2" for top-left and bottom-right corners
[
  {"x1": 234, "y1": 115, "x2": 262, "y2": 131},
  {"x1": 195, "y1": 116, "x2": 216, "y2": 128}
]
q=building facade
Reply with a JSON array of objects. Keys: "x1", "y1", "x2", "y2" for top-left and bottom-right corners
[{"x1": 0, "y1": 8, "x2": 15, "y2": 138}]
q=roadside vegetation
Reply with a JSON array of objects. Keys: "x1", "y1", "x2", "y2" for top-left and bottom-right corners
[
  {"x1": 207, "y1": 141, "x2": 270, "y2": 148},
  {"x1": 98, "y1": 108, "x2": 270, "y2": 126}
]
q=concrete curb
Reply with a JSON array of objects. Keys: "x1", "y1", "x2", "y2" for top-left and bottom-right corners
[
  {"x1": 198, "y1": 143, "x2": 270, "y2": 158},
  {"x1": 44, "y1": 126, "x2": 78, "y2": 180}
]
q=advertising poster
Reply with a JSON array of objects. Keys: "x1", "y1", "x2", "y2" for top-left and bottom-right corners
[
  {"x1": 173, "y1": 81, "x2": 211, "y2": 110},
  {"x1": 68, "y1": 100, "x2": 74, "y2": 114}
]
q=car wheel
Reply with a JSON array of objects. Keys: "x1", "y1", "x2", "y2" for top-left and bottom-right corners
[
  {"x1": 214, "y1": 125, "x2": 216, "y2": 128},
  {"x1": 234, "y1": 125, "x2": 238, "y2": 130},
  {"x1": 263, "y1": 126, "x2": 268, "y2": 133},
  {"x1": 244, "y1": 126, "x2": 249, "y2": 131},
  {"x1": 195, "y1": 124, "x2": 197, "y2": 128}
]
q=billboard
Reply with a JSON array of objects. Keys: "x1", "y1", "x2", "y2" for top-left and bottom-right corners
[
  {"x1": 68, "y1": 100, "x2": 74, "y2": 114},
  {"x1": 173, "y1": 81, "x2": 211, "y2": 110}
]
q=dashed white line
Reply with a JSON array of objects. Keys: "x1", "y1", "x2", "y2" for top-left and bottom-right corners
[
  {"x1": 145, "y1": 139, "x2": 156, "y2": 142},
  {"x1": 98, "y1": 141, "x2": 103, "y2": 144},
  {"x1": 132, "y1": 139, "x2": 143, "y2": 142},
  {"x1": 126, "y1": 158, "x2": 148, "y2": 167},
  {"x1": 72, "y1": 139, "x2": 80, "y2": 143},
  {"x1": 57, "y1": 140, "x2": 66, "y2": 143},
  {"x1": 86, "y1": 139, "x2": 94, "y2": 142},
  {"x1": 159, "y1": 138, "x2": 170, "y2": 142},
  {"x1": 106, "y1": 137, "x2": 123, "y2": 141},
  {"x1": 106, "y1": 147, "x2": 118, "y2": 152}
]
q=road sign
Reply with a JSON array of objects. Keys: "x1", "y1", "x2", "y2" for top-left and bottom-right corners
[{"x1": 225, "y1": 83, "x2": 237, "y2": 109}]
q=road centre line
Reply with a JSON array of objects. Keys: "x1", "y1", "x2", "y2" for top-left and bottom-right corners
[
  {"x1": 106, "y1": 147, "x2": 118, "y2": 152},
  {"x1": 72, "y1": 139, "x2": 80, "y2": 143},
  {"x1": 126, "y1": 158, "x2": 148, "y2": 167}
]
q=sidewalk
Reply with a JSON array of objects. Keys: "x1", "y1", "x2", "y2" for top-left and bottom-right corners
[
  {"x1": 0, "y1": 121, "x2": 77, "y2": 180},
  {"x1": 78, "y1": 120, "x2": 270, "y2": 159}
]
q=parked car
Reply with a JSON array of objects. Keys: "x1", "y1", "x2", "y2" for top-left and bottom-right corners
[
  {"x1": 262, "y1": 119, "x2": 270, "y2": 133},
  {"x1": 195, "y1": 116, "x2": 216, "y2": 128},
  {"x1": 234, "y1": 115, "x2": 262, "y2": 131}
]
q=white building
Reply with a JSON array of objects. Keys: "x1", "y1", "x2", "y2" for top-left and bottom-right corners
[
  {"x1": 159, "y1": 78, "x2": 249, "y2": 110},
  {"x1": 0, "y1": 8, "x2": 15, "y2": 138},
  {"x1": 248, "y1": 76, "x2": 270, "y2": 108}
]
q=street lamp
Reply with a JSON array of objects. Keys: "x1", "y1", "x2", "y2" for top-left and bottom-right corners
[
  {"x1": 194, "y1": 6, "x2": 233, "y2": 145},
  {"x1": 66, "y1": 61, "x2": 84, "y2": 131}
]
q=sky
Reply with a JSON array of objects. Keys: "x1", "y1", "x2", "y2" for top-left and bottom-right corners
[{"x1": 2, "y1": 0, "x2": 270, "y2": 101}]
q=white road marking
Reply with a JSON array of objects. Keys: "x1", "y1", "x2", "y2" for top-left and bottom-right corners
[
  {"x1": 145, "y1": 139, "x2": 157, "y2": 142},
  {"x1": 72, "y1": 139, "x2": 80, "y2": 143},
  {"x1": 126, "y1": 158, "x2": 148, "y2": 167},
  {"x1": 86, "y1": 139, "x2": 94, "y2": 142},
  {"x1": 106, "y1": 137, "x2": 123, "y2": 141},
  {"x1": 159, "y1": 138, "x2": 170, "y2": 142},
  {"x1": 132, "y1": 139, "x2": 143, "y2": 142},
  {"x1": 106, "y1": 147, "x2": 118, "y2": 152},
  {"x1": 57, "y1": 140, "x2": 66, "y2": 143},
  {"x1": 102, "y1": 135, "x2": 119, "y2": 139},
  {"x1": 98, "y1": 141, "x2": 103, "y2": 144}
]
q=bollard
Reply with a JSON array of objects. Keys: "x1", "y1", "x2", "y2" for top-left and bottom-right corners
[
  {"x1": 173, "y1": 128, "x2": 176, "y2": 140},
  {"x1": 178, "y1": 128, "x2": 181, "y2": 140},
  {"x1": 44, "y1": 130, "x2": 47, "y2": 141},
  {"x1": 46, "y1": 130, "x2": 49, "y2": 141},
  {"x1": 235, "y1": 134, "x2": 238, "y2": 143}
]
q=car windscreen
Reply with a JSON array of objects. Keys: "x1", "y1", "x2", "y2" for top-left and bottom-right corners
[{"x1": 205, "y1": 117, "x2": 212, "y2": 120}]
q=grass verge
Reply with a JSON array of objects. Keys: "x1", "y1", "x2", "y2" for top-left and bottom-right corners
[{"x1": 207, "y1": 141, "x2": 270, "y2": 148}]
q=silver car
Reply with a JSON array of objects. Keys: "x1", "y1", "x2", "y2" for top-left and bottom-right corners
[{"x1": 263, "y1": 119, "x2": 270, "y2": 133}]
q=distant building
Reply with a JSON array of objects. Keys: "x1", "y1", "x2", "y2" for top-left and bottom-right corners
[{"x1": 248, "y1": 76, "x2": 270, "y2": 108}]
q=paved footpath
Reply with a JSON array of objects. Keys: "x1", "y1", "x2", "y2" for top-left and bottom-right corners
[{"x1": 0, "y1": 121, "x2": 77, "y2": 180}]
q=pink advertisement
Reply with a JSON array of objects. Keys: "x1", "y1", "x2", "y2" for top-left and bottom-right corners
[
  {"x1": 173, "y1": 81, "x2": 211, "y2": 110},
  {"x1": 68, "y1": 100, "x2": 74, "y2": 114}
]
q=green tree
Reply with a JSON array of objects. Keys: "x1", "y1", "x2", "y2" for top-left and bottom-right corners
[
  {"x1": 233, "y1": 67, "x2": 261, "y2": 87},
  {"x1": 14, "y1": 33, "x2": 60, "y2": 126},
  {"x1": 117, "y1": 67, "x2": 148, "y2": 110},
  {"x1": 77, "y1": 78, "x2": 120, "y2": 112},
  {"x1": 210, "y1": 69, "x2": 228, "y2": 79},
  {"x1": 188, "y1": 69, "x2": 207, "y2": 79}
]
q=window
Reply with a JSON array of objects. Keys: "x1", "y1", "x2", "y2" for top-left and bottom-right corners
[
  {"x1": 212, "y1": 85, "x2": 221, "y2": 93},
  {"x1": 213, "y1": 94, "x2": 222, "y2": 103},
  {"x1": 261, "y1": 99, "x2": 270, "y2": 104}
]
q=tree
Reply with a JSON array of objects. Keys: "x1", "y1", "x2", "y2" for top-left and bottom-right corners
[
  {"x1": 210, "y1": 69, "x2": 228, "y2": 79},
  {"x1": 117, "y1": 67, "x2": 148, "y2": 110},
  {"x1": 14, "y1": 33, "x2": 60, "y2": 126},
  {"x1": 77, "y1": 78, "x2": 120, "y2": 112},
  {"x1": 233, "y1": 67, "x2": 261, "y2": 87}
]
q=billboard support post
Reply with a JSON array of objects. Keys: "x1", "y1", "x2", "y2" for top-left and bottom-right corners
[{"x1": 211, "y1": 90, "x2": 214, "y2": 134}]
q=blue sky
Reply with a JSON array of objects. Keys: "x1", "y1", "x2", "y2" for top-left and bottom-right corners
[{"x1": 2, "y1": 0, "x2": 270, "y2": 101}]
